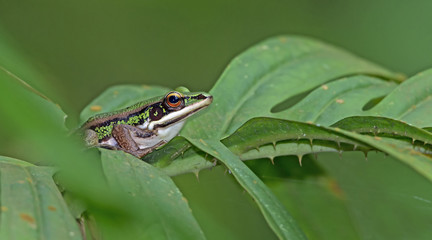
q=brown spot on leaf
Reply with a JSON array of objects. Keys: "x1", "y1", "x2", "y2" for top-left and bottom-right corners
[
  {"x1": 48, "y1": 206, "x2": 57, "y2": 211},
  {"x1": 199, "y1": 139, "x2": 207, "y2": 146},
  {"x1": 90, "y1": 105, "x2": 102, "y2": 112},
  {"x1": 17, "y1": 180, "x2": 25, "y2": 184},
  {"x1": 374, "y1": 136, "x2": 382, "y2": 140},
  {"x1": 336, "y1": 99, "x2": 344, "y2": 104},
  {"x1": 20, "y1": 213, "x2": 35, "y2": 224},
  {"x1": 1, "y1": 206, "x2": 8, "y2": 212},
  {"x1": 279, "y1": 37, "x2": 287, "y2": 43},
  {"x1": 327, "y1": 179, "x2": 345, "y2": 199},
  {"x1": 409, "y1": 149, "x2": 423, "y2": 156},
  {"x1": 321, "y1": 85, "x2": 329, "y2": 90}
]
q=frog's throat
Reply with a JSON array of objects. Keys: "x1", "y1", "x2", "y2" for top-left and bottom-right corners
[{"x1": 148, "y1": 96, "x2": 212, "y2": 130}]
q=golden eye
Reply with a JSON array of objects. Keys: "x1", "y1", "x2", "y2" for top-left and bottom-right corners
[{"x1": 166, "y1": 92, "x2": 182, "y2": 108}]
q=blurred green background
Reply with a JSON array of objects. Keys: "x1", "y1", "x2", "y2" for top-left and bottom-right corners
[
  {"x1": 1, "y1": 1, "x2": 431, "y2": 239},
  {"x1": 1, "y1": 0, "x2": 431, "y2": 122}
]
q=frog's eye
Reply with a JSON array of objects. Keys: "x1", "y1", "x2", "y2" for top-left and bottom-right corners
[{"x1": 166, "y1": 92, "x2": 183, "y2": 108}]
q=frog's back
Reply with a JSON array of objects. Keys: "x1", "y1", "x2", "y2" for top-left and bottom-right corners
[{"x1": 81, "y1": 96, "x2": 162, "y2": 130}]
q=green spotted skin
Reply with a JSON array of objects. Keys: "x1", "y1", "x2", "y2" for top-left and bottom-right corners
[
  {"x1": 91, "y1": 107, "x2": 151, "y2": 140},
  {"x1": 81, "y1": 92, "x2": 207, "y2": 141}
]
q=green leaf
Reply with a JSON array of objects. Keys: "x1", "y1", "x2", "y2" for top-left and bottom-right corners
[
  {"x1": 179, "y1": 36, "x2": 398, "y2": 238},
  {"x1": 256, "y1": 157, "x2": 360, "y2": 240},
  {"x1": 274, "y1": 75, "x2": 397, "y2": 125},
  {"x1": 224, "y1": 117, "x2": 363, "y2": 158},
  {"x1": 144, "y1": 137, "x2": 213, "y2": 176},
  {"x1": 0, "y1": 156, "x2": 81, "y2": 240},
  {"x1": 368, "y1": 69, "x2": 432, "y2": 127},
  {"x1": 181, "y1": 36, "x2": 399, "y2": 139},
  {"x1": 187, "y1": 138, "x2": 306, "y2": 239},
  {"x1": 0, "y1": 29, "x2": 59, "y2": 105},
  {"x1": 226, "y1": 116, "x2": 432, "y2": 183},
  {"x1": 0, "y1": 67, "x2": 67, "y2": 142},
  {"x1": 332, "y1": 128, "x2": 432, "y2": 182},
  {"x1": 331, "y1": 116, "x2": 432, "y2": 144},
  {"x1": 100, "y1": 149, "x2": 205, "y2": 239},
  {"x1": 266, "y1": 152, "x2": 432, "y2": 240}
]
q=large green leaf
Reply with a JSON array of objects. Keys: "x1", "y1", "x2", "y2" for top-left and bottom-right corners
[
  {"x1": 178, "y1": 36, "x2": 399, "y2": 239},
  {"x1": 100, "y1": 149, "x2": 205, "y2": 239},
  {"x1": 0, "y1": 156, "x2": 81, "y2": 240},
  {"x1": 182, "y1": 36, "x2": 399, "y2": 138}
]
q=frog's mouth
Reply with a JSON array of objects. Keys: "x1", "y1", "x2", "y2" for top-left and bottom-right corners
[{"x1": 148, "y1": 94, "x2": 213, "y2": 130}]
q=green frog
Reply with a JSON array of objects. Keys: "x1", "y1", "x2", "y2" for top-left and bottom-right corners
[{"x1": 81, "y1": 89, "x2": 212, "y2": 158}]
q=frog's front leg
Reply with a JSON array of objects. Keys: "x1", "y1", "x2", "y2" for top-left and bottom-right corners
[{"x1": 111, "y1": 124, "x2": 164, "y2": 158}]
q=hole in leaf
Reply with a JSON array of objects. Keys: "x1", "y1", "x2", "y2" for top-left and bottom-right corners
[
  {"x1": 270, "y1": 90, "x2": 313, "y2": 113},
  {"x1": 271, "y1": 74, "x2": 392, "y2": 113},
  {"x1": 362, "y1": 96, "x2": 385, "y2": 111}
]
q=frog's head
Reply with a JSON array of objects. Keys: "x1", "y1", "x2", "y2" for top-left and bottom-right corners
[{"x1": 147, "y1": 89, "x2": 213, "y2": 131}]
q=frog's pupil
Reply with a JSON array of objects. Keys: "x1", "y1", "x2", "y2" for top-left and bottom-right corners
[{"x1": 169, "y1": 95, "x2": 179, "y2": 103}]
